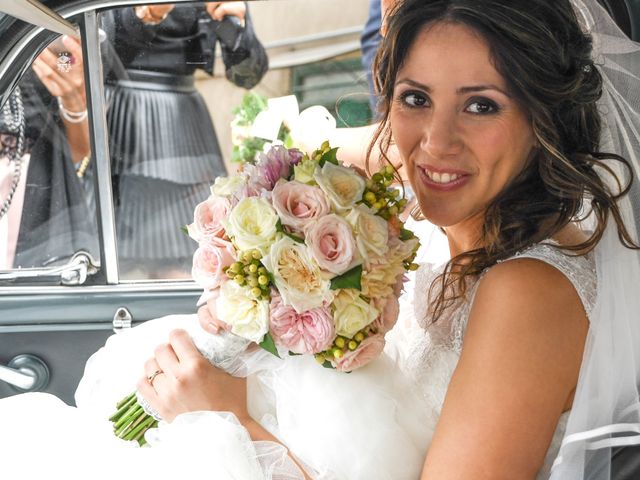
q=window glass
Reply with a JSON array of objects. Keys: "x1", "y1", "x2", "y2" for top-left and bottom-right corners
[
  {"x1": 98, "y1": 1, "x2": 371, "y2": 281},
  {"x1": 0, "y1": 31, "x2": 99, "y2": 275}
]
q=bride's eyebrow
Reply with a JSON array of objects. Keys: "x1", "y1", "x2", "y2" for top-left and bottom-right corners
[
  {"x1": 457, "y1": 85, "x2": 512, "y2": 98},
  {"x1": 395, "y1": 78, "x2": 511, "y2": 98}
]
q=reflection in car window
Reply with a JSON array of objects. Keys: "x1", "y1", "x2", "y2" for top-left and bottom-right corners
[
  {"x1": 99, "y1": 3, "x2": 268, "y2": 281},
  {"x1": 95, "y1": 1, "x2": 371, "y2": 282},
  {"x1": 0, "y1": 32, "x2": 99, "y2": 272}
]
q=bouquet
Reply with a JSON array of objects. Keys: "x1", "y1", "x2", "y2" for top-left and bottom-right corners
[{"x1": 110, "y1": 141, "x2": 419, "y2": 445}]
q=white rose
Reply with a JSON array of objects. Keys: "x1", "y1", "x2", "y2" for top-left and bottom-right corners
[
  {"x1": 223, "y1": 197, "x2": 279, "y2": 254},
  {"x1": 314, "y1": 162, "x2": 366, "y2": 212},
  {"x1": 346, "y1": 206, "x2": 389, "y2": 261},
  {"x1": 333, "y1": 289, "x2": 379, "y2": 339},
  {"x1": 216, "y1": 281, "x2": 270, "y2": 343},
  {"x1": 211, "y1": 175, "x2": 247, "y2": 198},
  {"x1": 262, "y1": 236, "x2": 333, "y2": 313}
]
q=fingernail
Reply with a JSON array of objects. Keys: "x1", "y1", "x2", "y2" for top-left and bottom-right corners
[{"x1": 208, "y1": 322, "x2": 219, "y2": 333}]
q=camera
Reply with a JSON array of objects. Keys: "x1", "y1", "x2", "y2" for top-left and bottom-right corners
[{"x1": 214, "y1": 15, "x2": 244, "y2": 50}]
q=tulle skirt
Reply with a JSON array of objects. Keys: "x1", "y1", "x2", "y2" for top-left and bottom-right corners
[{"x1": 0, "y1": 314, "x2": 434, "y2": 479}]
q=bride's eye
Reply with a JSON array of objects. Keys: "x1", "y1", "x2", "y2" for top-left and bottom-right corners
[
  {"x1": 465, "y1": 97, "x2": 500, "y2": 115},
  {"x1": 399, "y1": 91, "x2": 429, "y2": 108}
]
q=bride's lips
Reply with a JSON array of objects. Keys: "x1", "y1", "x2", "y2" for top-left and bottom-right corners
[{"x1": 417, "y1": 165, "x2": 471, "y2": 192}]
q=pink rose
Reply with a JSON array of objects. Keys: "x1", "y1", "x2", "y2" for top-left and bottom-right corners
[
  {"x1": 187, "y1": 196, "x2": 231, "y2": 242},
  {"x1": 269, "y1": 295, "x2": 335, "y2": 354},
  {"x1": 333, "y1": 334, "x2": 385, "y2": 372},
  {"x1": 272, "y1": 181, "x2": 330, "y2": 232},
  {"x1": 191, "y1": 238, "x2": 236, "y2": 290},
  {"x1": 372, "y1": 294, "x2": 400, "y2": 334},
  {"x1": 305, "y1": 214, "x2": 357, "y2": 275}
]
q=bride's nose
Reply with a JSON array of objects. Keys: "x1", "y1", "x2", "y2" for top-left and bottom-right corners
[{"x1": 419, "y1": 110, "x2": 464, "y2": 158}]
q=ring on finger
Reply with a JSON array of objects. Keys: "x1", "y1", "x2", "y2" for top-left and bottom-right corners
[{"x1": 147, "y1": 369, "x2": 163, "y2": 386}]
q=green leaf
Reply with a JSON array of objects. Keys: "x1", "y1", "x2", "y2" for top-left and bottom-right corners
[
  {"x1": 330, "y1": 264, "x2": 363, "y2": 290},
  {"x1": 233, "y1": 91, "x2": 268, "y2": 124},
  {"x1": 180, "y1": 226, "x2": 189, "y2": 236},
  {"x1": 284, "y1": 231, "x2": 305, "y2": 244},
  {"x1": 259, "y1": 332, "x2": 281, "y2": 358},
  {"x1": 322, "y1": 360, "x2": 335, "y2": 369},
  {"x1": 276, "y1": 219, "x2": 304, "y2": 243},
  {"x1": 400, "y1": 228, "x2": 415, "y2": 241},
  {"x1": 319, "y1": 147, "x2": 339, "y2": 167}
]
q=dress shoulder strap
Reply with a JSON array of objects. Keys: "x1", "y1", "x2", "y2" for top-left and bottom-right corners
[{"x1": 501, "y1": 241, "x2": 598, "y2": 320}]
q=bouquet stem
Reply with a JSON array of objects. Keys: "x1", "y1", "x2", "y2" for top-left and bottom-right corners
[{"x1": 109, "y1": 391, "x2": 158, "y2": 446}]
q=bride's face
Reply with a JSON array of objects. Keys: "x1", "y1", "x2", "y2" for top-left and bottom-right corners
[{"x1": 390, "y1": 22, "x2": 536, "y2": 231}]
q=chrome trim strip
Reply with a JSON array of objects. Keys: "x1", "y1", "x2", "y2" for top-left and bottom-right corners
[
  {"x1": 81, "y1": 11, "x2": 119, "y2": 284},
  {"x1": 0, "y1": 281, "x2": 200, "y2": 296},
  {"x1": 0, "y1": 323, "x2": 118, "y2": 333},
  {"x1": 0, "y1": 0, "x2": 78, "y2": 36}
]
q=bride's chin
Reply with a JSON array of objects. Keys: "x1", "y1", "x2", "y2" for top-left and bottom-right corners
[{"x1": 415, "y1": 204, "x2": 459, "y2": 228}]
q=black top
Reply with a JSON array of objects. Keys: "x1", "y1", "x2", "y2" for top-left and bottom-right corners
[{"x1": 102, "y1": 3, "x2": 268, "y2": 88}]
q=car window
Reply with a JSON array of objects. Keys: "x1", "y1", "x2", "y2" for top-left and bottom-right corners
[
  {"x1": 0, "y1": 30, "x2": 99, "y2": 276},
  {"x1": 98, "y1": 1, "x2": 372, "y2": 282}
]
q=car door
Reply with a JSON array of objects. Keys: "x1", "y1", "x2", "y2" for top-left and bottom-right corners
[{"x1": 0, "y1": 0, "x2": 374, "y2": 405}]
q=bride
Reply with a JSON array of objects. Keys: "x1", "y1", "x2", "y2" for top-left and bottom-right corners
[{"x1": 2, "y1": 0, "x2": 640, "y2": 479}]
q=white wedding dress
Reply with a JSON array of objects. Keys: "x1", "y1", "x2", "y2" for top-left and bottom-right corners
[
  {"x1": 391, "y1": 237, "x2": 598, "y2": 480},
  {"x1": 0, "y1": 237, "x2": 596, "y2": 480}
]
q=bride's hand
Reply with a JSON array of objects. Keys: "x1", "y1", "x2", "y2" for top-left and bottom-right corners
[
  {"x1": 137, "y1": 329, "x2": 249, "y2": 422},
  {"x1": 198, "y1": 299, "x2": 231, "y2": 334}
]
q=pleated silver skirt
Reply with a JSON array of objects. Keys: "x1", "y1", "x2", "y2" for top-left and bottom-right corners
[{"x1": 105, "y1": 70, "x2": 226, "y2": 270}]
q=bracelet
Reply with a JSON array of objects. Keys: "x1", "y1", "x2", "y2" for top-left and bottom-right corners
[
  {"x1": 134, "y1": 6, "x2": 169, "y2": 25},
  {"x1": 58, "y1": 98, "x2": 88, "y2": 123},
  {"x1": 76, "y1": 155, "x2": 91, "y2": 178}
]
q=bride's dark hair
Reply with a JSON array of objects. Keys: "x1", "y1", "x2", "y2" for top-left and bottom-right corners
[{"x1": 370, "y1": 0, "x2": 639, "y2": 322}]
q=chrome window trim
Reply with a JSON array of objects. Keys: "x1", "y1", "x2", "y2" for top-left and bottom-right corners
[
  {"x1": 0, "y1": 324, "x2": 119, "y2": 333},
  {"x1": 0, "y1": 0, "x2": 78, "y2": 36},
  {"x1": 0, "y1": 282, "x2": 199, "y2": 296},
  {"x1": 81, "y1": 10, "x2": 119, "y2": 284}
]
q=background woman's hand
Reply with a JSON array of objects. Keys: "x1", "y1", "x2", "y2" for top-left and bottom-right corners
[
  {"x1": 146, "y1": 3, "x2": 175, "y2": 19},
  {"x1": 137, "y1": 329, "x2": 249, "y2": 422},
  {"x1": 134, "y1": 4, "x2": 175, "y2": 24},
  {"x1": 32, "y1": 36, "x2": 86, "y2": 112},
  {"x1": 205, "y1": 1, "x2": 246, "y2": 24}
]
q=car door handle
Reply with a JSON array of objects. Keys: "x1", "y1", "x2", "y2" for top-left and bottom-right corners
[
  {"x1": 0, "y1": 354, "x2": 50, "y2": 391},
  {"x1": 0, "y1": 250, "x2": 99, "y2": 286}
]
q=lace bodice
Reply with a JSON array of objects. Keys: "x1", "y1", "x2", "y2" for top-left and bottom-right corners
[{"x1": 393, "y1": 241, "x2": 597, "y2": 480}]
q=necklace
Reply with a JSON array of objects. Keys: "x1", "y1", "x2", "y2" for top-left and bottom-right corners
[{"x1": 0, "y1": 87, "x2": 25, "y2": 219}]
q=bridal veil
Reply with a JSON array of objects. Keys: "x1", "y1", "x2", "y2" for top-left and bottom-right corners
[{"x1": 550, "y1": 1, "x2": 640, "y2": 478}]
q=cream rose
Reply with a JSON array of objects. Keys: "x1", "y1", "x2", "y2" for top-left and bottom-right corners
[
  {"x1": 223, "y1": 197, "x2": 279, "y2": 254},
  {"x1": 215, "y1": 281, "x2": 270, "y2": 343},
  {"x1": 262, "y1": 236, "x2": 333, "y2": 313},
  {"x1": 346, "y1": 206, "x2": 389, "y2": 261},
  {"x1": 332, "y1": 289, "x2": 379, "y2": 339},
  {"x1": 314, "y1": 162, "x2": 366, "y2": 212},
  {"x1": 211, "y1": 175, "x2": 247, "y2": 198},
  {"x1": 361, "y1": 236, "x2": 418, "y2": 298}
]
